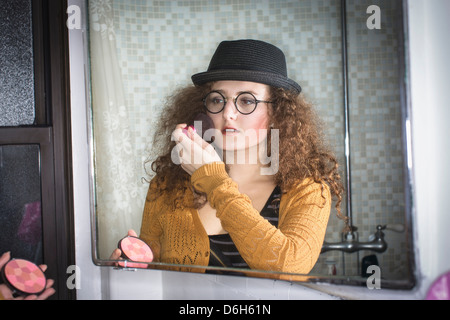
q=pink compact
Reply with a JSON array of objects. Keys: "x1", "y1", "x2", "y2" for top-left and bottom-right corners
[
  {"x1": 1, "y1": 259, "x2": 47, "y2": 296},
  {"x1": 117, "y1": 236, "x2": 153, "y2": 268}
]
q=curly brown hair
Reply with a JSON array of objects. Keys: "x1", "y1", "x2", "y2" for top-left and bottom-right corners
[{"x1": 145, "y1": 83, "x2": 348, "y2": 224}]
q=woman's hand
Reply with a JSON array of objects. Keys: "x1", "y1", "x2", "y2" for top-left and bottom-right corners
[
  {"x1": 0, "y1": 252, "x2": 55, "y2": 300},
  {"x1": 109, "y1": 230, "x2": 152, "y2": 269},
  {"x1": 109, "y1": 229, "x2": 139, "y2": 261},
  {"x1": 172, "y1": 124, "x2": 222, "y2": 175}
]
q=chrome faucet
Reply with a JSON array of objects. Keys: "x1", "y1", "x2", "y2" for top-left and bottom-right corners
[{"x1": 321, "y1": 225, "x2": 388, "y2": 254}]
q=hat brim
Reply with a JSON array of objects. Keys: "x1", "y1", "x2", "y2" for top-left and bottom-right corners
[{"x1": 191, "y1": 69, "x2": 302, "y2": 94}]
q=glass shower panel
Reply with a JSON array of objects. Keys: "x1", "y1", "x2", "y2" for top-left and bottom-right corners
[
  {"x1": 0, "y1": 0, "x2": 36, "y2": 126},
  {"x1": 0, "y1": 145, "x2": 43, "y2": 265}
]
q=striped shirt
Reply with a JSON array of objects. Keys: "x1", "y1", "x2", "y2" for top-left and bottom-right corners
[{"x1": 207, "y1": 186, "x2": 281, "y2": 271}]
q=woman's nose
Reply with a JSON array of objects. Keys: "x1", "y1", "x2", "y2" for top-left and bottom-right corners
[{"x1": 222, "y1": 99, "x2": 238, "y2": 120}]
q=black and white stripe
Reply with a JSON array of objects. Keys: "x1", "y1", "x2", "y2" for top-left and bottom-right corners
[{"x1": 208, "y1": 186, "x2": 281, "y2": 270}]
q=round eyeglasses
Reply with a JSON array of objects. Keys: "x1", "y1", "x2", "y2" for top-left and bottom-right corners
[{"x1": 202, "y1": 91, "x2": 272, "y2": 115}]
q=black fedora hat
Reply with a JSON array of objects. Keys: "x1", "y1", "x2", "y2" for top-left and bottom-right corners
[{"x1": 191, "y1": 39, "x2": 302, "y2": 94}]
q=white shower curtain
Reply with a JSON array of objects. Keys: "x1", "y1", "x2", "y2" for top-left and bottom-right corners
[{"x1": 89, "y1": 0, "x2": 142, "y2": 258}]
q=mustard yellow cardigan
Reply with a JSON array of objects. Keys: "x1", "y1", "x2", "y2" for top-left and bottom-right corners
[{"x1": 140, "y1": 162, "x2": 330, "y2": 275}]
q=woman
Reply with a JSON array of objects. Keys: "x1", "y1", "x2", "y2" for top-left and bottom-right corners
[{"x1": 112, "y1": 39, "x2": 346, "y2": 275}]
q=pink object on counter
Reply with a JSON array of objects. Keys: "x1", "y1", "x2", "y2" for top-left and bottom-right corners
[
  {"x1": 117, "y1": 236, "x2": 153, "y2": 269},
  {"x1": 1, "y1": 259, "x2": 47, "y2": 296}
]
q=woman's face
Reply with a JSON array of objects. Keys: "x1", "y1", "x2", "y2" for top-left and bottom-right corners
[{"x1": 207, "y1": 81, "x2": 271, "y2": 151}]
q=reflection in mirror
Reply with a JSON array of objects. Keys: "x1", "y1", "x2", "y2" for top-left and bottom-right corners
[
  {"x1": 88, "y1": 0, "x2": 414, "y2": 288},
  {"x1": 0, "y1": 145, "x2": 43, "y2": 265}
]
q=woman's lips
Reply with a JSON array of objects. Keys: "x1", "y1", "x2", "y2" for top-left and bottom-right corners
[{"x1": 222, "y1": 127, "x2": 240, "y2": 135}]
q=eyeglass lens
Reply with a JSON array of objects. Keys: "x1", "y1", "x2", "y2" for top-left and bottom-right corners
[{"x1": 204, "y1": 91, "x2": 259, "y2": 115}]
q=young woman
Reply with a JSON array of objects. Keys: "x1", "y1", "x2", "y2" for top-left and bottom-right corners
[{"x1": 111, "y1": 39, "x2": 346, "y2": 275}]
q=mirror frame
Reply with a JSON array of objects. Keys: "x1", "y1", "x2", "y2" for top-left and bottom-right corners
[{"x1": 82, "y1": 0, "x2": 418, "y2": 290}]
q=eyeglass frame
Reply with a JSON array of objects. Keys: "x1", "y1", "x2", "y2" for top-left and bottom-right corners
[{"x1": 202, "y1": 91, "x2": 273, "y2": 115}]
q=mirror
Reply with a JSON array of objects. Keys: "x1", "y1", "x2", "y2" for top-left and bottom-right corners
[{"x1": 87, "y1": 0, "x2": 414, "y2": 288}]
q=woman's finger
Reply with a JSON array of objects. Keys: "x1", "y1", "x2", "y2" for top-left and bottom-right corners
[
  {"x1": 0, "y1": 251, "x2": 11, "y2": 269},
  {"x1": 127, "y1": 229, "x2": 138, "y2": 237},
  {"x1": 109, "y1": 248, "x2": 122, "y2": 260}
]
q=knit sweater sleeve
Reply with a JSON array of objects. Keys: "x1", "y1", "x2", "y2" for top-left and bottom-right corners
[
  {"x1": 191, "y1": 162, "x2": 331, "y2": 274},
  {"x1": 139, "y1": 179, "x2": 163, "y2": 263}
]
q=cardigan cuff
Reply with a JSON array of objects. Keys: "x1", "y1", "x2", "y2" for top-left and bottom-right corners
[{"x1": 190, "y1": 162, "x2": 229, "y2": 194}]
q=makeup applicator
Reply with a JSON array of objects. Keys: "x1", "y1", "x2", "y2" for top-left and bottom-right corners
[{"x1": 183, "y1": 113, "x2": 216, "y2": 142}]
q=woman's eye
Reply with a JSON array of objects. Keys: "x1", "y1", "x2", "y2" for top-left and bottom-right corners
[
  {"x1": 239, "y1": 97, "x2": 256, "y2": 106},
  {"x1": 212, "y1": 97, "x2": 224, "y2": 104}
]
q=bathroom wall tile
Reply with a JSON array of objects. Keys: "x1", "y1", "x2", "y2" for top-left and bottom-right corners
[{"x1": 108, "y1": 0, "x2": 408, "y2": 281}]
